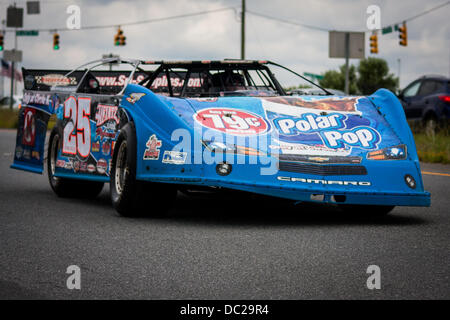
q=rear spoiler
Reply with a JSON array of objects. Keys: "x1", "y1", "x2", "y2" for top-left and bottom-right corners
[{"x1": 22, "y1": 68, "x2": 150, "y2": 94}]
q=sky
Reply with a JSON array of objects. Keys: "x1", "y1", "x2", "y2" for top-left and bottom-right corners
[{"x1": 0, "y1": 0, "x2": 449, "y2": 94}]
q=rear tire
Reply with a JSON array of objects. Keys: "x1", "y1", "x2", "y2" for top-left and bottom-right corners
[
  {"x1": 110, "y1": 123, "x2": 176, "y2": 217},
  {"x1": 47, "y1": 129, "x2": 104, "y2": 198},
  {"x1": 338, "y1": 204, "x2": 395, "y2": 217}
]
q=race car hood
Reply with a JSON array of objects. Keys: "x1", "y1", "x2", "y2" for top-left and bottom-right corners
[{"x1": 169, "y1": 95, "x2": 403, "y2": 158}]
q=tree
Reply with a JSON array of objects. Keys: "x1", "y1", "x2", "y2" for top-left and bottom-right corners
[
  {"x1": 318, "y1": 58, "x2": 398, "y2": 95},
  {"x1": 319, "y1": 64, "x2": 358, "y2": 94},
  {"x1": 357, "y1": 57, "x2": 398, "y2": 95},
  {"x1": 284, "y1": 84, "x2": 312, "y2": 92}
]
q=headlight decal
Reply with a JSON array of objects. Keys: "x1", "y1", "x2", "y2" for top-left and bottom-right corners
[{"x1": 367, "y1": 144, "x2": 407, "y2": 160}]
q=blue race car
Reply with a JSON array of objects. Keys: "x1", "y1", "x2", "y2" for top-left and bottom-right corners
[{"x1": 11, "y1": 58, "x2": 430, "y2": 216}]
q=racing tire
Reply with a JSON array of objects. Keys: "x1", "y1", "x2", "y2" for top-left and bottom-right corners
[
  {"x1": 110, "y1": 122, "x2": 176, "y2": 217},
  {"x1": 47, "y1": 129, "x2": 104, "y2": 198},
  {"x1": 338, "y1": 204, "x2": 395, "y2": 217}
]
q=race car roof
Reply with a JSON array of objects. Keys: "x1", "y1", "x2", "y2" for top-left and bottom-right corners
[{"x1": 139, "y1": 59, "x2": 269, "y2": 66}]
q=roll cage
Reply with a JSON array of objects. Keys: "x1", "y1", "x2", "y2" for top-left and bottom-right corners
[{"x1": 62, "y1": 58, "x2": 331, "y2": 98}]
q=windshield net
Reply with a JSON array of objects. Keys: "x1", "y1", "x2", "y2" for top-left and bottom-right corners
[{"x1": 146, "y1": 67, "x2": 279, "y2": 97}]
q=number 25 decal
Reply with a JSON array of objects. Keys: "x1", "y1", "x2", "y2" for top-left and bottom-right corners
[{"x1": 63, "y1": 96, "x2": 91, "y2": 158}]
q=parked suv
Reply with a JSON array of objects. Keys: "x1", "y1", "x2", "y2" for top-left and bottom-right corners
[{"x1": 398, "y1": 75, "x2": 449, "y2": 130}]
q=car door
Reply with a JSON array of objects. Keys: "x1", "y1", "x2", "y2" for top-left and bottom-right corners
[
  {"x1": 415, "y1": 80, "x2": 443, "y2": 118},
  {"x1": 56, "y1": 74, "x2": 122, "y2": 179},
  {"x1": 401, "y1": 80, "x2": 422, "y2": 119},
  {"x1": 419, "y1": 80, "x2": 446, "y2": 119}
]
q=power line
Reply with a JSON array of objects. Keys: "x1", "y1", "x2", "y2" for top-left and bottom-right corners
[
  {"x1": 384, "y1": 0, "x2": 450, "y2": 27},
  {"x1": 246, "y1": 10, "x2": 330, "y2": 32},
  {"x1": 0, "y1": 2, "x2": 447, "y2": 36},
  {"x1": 1, "y1": 6, "x2": 236, "y2": 32},
  {"x1": 248, "y1": 1, "x2": 450, "y2": 34}
]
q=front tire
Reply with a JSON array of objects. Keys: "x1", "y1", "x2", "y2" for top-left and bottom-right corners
[
  {"x1": 110, "y1": 123, "x2": 176, "y2": 217},
  {"x1": 47, "y1": 129, "x2": 104, "y2": 198}
]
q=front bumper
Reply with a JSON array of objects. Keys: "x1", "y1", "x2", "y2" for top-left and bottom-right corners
[{"x1": 210, "y1": 179, "x2": 431, "y2": 207}]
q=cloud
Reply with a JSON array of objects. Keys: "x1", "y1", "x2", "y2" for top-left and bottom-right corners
[{"x1": 1, "y1": 0, "x2": 448, "y2": 92}]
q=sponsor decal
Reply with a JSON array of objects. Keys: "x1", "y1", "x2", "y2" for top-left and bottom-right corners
[
  {"x1": 192, "y1": 97, "x2": 218, "y2": 102},
  {"x1": 96, "y1": 127, "x2": 116, "y2": 138},
  {"x1": 143, "y1": 134, "x2": 162, "y2": 160},
  {"x1": 95, "y1": 74, "x2": 145, "y2": 87},
  {"x1": 35, "y1": 74, "x2": 76, "y2": 87},
  {"x1": 23, "y1": 149, "x2": 31, "y2": 160},
  {"x1": 162, "y1": 151, "x2": 187, "y2": 165},
  {"x1": 150, "y1": 75, "x2": 203, "y2": 90},
  {"x1": 50, "y1": 95, "x2": 61, "y2": 112},
  {"x1": 321, "y1": 126, "x2": 381, "y2": 149},
  {"x1": 269, "y1": 140, "x2": 349, "y2": 156},
  {"x1": 15, "y1": 146, "x2": 23, "y2": 159},
  {"x1": 272, "y1": 112, "x2": 380, "y2": 149},
  {"x1": 22, "y1": 92, "x2": 52, "y2": 105},
  {"x1": 64, "y1": 161, "x2": 73, "y2": 170},
  {"x1": 95, "y1": 104, "x2": 119, "y2": 126},
  {"x1": 263, "y1": 97, "x2": 381, "y2": 151},
  {"x1": 22, "y1": 108, "x2": 36, "y2": 146},
  {"x1": 56, "y1": 159, "x2": 66, "y2": 168},
  {"x1": 87, "y1": 164, "x2": 96, "y2": 173},
  {"x1": 24, "y1": 75, "x2": 35, "y2": 88},
  {"x1": 194, "y1": 108, "x2": 269, "y2": 136},
  {"x1": 274, "y1": 113, "x2": 345, "y2": 135},
  {"x1": 126, "y1": 93, "x2": 146, "y2": 104},
  {"x1": 32, "y1": 151, "x2": 40, "y2": 160},
  {"x1": 73, "y1": 161, "x2": 80, "y2": 172},
  {"x1": 277, "y1": 176, "x2": 371, "y2": 186},
  {"x1": 92, "y1": 141, "x2": 100, "y2": 152},
  {"x1": 97, "y1": 158, "x2": 108, "y2": 175},
  {"x1": 307, "y1": 156, "x2": 330, "y2": 163},
  {"x1": 263, "y1": 96, "x2": 361, "y2": 113},
  {"x1": 102, "y1": 140, "x2": 111, "y2": 156},
  {"x1": 80, "y1": 162, "x2": 88, "y2": 172}
]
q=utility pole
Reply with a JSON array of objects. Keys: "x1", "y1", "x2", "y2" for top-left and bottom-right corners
[
  {"x1": 344, "y1": 32, "x2": 350, "y2": 94},
  {"x1": 9, "y1": 30, "x2": 17, "y2": 110},
  {"x1": 240, "y1": 0, "x2": 245, "y2": 59},
  {"x1": 0, "y1": 20, "x2": 4, "y2": 100},
  {"x1": 397, "y1": 58, "x2": 401, "y2": 88}
]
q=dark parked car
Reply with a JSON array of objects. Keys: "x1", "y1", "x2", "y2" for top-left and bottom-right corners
[{"x1": 398, "y1": 75, "x2": 450, "y2": 130}]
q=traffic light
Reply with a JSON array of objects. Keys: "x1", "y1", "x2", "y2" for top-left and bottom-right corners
[
  {"x1": 370, "y1": 32, "x2": 378, "y2": 54},
  {"x1": 399, "y1": 22, "x2": 407, "y2": 46},
  {"x1": 114, "y1": 28, "x2": 125, "y2": 46},
  {"x1": 53, "y1": 33, "x2": 60, "y2": 50},
  {"x1": 0, "y1": 33, "x2": 4, "y2": 51},
  {"x1": 119, "y1": 32, "x2": 126, "y2": 46},
  {"x1": 114, "y1": 28, "x2": 121, "y2": 46}
]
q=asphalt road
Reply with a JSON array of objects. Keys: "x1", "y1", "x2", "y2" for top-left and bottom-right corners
[{"x1": 0, "y1": 129, "x2": 449, "y2": 299}]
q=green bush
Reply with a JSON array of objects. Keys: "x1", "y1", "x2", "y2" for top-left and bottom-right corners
[
  {"x1": 0, "y1": 109, "x2": 19, "y2": 129},
  {"x1": 413, "y1": 125, "x2": 450, "y2": 164}
]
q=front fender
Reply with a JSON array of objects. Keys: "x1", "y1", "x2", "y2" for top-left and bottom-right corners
[{"x1": 119, "y1": 84, "x2": 197, "y2": 180}]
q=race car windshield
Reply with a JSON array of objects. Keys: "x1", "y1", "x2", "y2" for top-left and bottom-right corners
[
  {"x1": 140, "y1": 61, "x2": 331, "y2": 97},
  {"x1": 146, "y1": 66, "x2": 281, "y2": 98}
]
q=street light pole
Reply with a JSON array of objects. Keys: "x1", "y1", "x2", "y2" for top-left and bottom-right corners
[
  {"x1": 344, "y1": 32, "x2": 350, "y2": 94},
  {"x1": 9, "y1": 29, "x2": 17, "y2": 110},
  {"x1": 241, "y1": 0, "x2": 245, "y2": 59}
]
